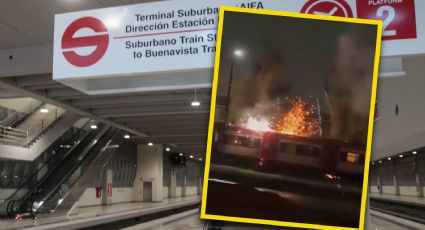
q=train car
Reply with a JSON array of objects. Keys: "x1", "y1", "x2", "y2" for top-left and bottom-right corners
[
  {"x1": 219, "y1": 127, "x2": 263, "y2": 159},
  {"x1": 216, "y1": 126, "x2": 365, "y2": 176}
]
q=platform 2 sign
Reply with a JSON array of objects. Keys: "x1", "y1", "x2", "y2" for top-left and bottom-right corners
[{"x1": 356, "y1": 0, "x2": 417, "y2": 40}]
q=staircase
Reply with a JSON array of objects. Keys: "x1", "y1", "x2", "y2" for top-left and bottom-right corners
[
  {"x1": 0, "y1": 100, "x2": 44, "y2": 129},
  {"x1": 15, "y1": 104, "x2": 63, "y2": 131},
  {"x1": 0, "y1": 104, "x2": 65, "y2": 147},
  {"x1": 0, "y1": 111, "x2": 28, "y2": 128}
]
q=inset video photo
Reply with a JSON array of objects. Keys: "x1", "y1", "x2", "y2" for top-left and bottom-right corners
[{"x1": 201, "y1": 7, "x2": 382, "y2": 230}]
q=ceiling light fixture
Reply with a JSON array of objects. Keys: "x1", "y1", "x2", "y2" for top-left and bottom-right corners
[
  {"x1": 191, "y1": 88, "x2": 201, "y2": 107},
  {"x1": 190, "y1": 155, "x2": 194, "y2": 159},
  {"x1": 388, "y1": 157, "x2": 391, "y2": 160},
  {"x1": 233, "y1": 49, "x2": 244, "y2": 57},
  {"x1": 90, "y1": 124, "x2": 97, "y2": 129},
  {"x1": 124, "y1": 134, "x2": 130, "y2": 139},
  {"x1": 165, "y1": 147, "x2": 170, "y2": 152},
  {"x1": 413, "y1": 151, "x2": 417, "y2": 154},
  {"x1": 40, "y1": 107, "x2": 49, "y2": 113},
  {"x1": 179, "y1": 153, "x2": 183, "y2": 156},
  {"x1": 40, "y1": 91, "x2": 49, "y2": 113},
  {"x1": 147, "y1": 142, "x2": 154, "y2": 146},
  {"x1": 399, "y1": 154, "x2": 403, "y2": 158}
]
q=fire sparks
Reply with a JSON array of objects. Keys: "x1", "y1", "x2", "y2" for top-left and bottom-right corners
[
  {"x1": 242, "y1": 97, "x2": 321, "y2": 137},
  {"x1": 273, "y1": 97, "x2": 320, "y2": 137}
]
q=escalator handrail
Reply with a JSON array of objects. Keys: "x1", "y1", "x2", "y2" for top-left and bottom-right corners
[
  {"x1": 3, "y1": 121, "x2": 95, "y2": 216},
  {"x1": 7, "y1": 122, "x2": 92, "y2": 199},
  {"x1": 6, "y1": 199, "x2": 14, "y2": 218},
  {"x1": 36, "y1": 128, "x2": 119, "y2": 214},
  {"x1": 31, "y1": 126, "x2": 113, "y2": 212}
]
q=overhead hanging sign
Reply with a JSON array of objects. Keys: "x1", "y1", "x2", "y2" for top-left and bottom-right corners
[
  {"x1": 356, "y1": 0, "x2": 417, "y2": 40},
  {"x1": 53, "y1": 0, "x2": 422, "y2": 95}
]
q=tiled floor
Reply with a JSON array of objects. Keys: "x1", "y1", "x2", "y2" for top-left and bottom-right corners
[
  {"x1": 1, "y1": 194, "x2": 421, "y2": 230},
  {"x1": 101, "y1": 209, "x2": 421, "y2": 230},
  {"x1": 0, "y1": 196, "x2": 200, "y2": 230},
  {"x1": 125, "y1": 210, "x2": 204, "y2": 230},
  {"x1": 370, "y1": 215, "x2": 411, "y2": 230}
]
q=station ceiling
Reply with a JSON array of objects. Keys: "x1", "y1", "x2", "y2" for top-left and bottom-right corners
[
  {"x1": 0, "y1": 0, "x2": 160, "y2": 49},
  {"x1": 0, "y1": 0, "x2": 208, "y2": 157}
]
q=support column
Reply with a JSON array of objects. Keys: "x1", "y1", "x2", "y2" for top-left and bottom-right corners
[
  {"x1": 133, "y1": 144, "x2": 163, "y2": 202},
  {"x1": 182, "y1": 167, "x2": 187, "y2": 197},
  {"x1": 102, "y1": 169, "x2": 113, "y2": 205},
  {"x1": 416, "y1": 174, "x2": 423, "y2": 197},
  {"x1": 170, "y1": 166, "x2": 177, "y2": 198},
  {"x1": 393, "y1": 175, "x2": 399, "y2": 195},
  {"x1": 377, "y1": 177, "x2": 383, "y2": 194},
  {"x1": 198, "y1": 164, "x2": 203, "y2": 195},
  {"x1": 392, "y1": 161, "x2": 399, "y2": 195},
  {"x1": 414, "y1": 156, "x2": 424, "y2": 197},
  {"x1": 198, "y1": 176, "x2": 203, "y2": 195}
]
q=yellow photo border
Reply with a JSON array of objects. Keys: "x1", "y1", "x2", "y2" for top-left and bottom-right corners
[{"x1": 200, "y1": 6, "x2": 382, "y2": 230}]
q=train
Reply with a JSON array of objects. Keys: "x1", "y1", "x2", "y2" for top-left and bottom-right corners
[{"x1": 214, "y1": 126, "x2": 365, "y2": 176}]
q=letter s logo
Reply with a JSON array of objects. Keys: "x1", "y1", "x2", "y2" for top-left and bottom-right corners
[{"x1": 61, "y1": 17, "x2": 109, "y2": 67}]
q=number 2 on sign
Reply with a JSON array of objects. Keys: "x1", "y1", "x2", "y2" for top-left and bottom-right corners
[{"x1": 377, "y1": 5, "x2": 396, "y2": 37}]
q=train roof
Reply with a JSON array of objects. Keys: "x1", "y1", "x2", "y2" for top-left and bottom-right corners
[{"x1": 224, "y1": 126, "x2": 366, "y2": 152}]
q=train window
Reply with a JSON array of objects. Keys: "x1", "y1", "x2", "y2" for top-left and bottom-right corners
[
  {"x1": 223, "y1": 135, "x2": 260, "y2": 148},
  {"x1": 279, "y1": 143, "x2": 319, "y2": 156},
  {"x1": 279, "y1": 143, "x2": 297, "y2": 154},
  {"x1": 297, "y1": 145, "x2": 319, "y2": 157},
  {"x1": 340, "y1": 151, "x2": 363, "y2": 164},
  {"x1": 346, "y1": 152, "x2": 360, "y2": 163},
  {"x1": 241, "y1": 137, "x2": 261, "y2": 148}
]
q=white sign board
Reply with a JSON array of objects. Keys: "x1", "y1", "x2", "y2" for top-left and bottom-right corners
[{"x1": 53, "y1": 0, "x2": 422, "y2": 94}]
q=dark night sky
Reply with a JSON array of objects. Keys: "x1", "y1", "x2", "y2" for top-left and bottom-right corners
[{"x1": 216, "y1": 11, "x2": 377, "y2": 114}]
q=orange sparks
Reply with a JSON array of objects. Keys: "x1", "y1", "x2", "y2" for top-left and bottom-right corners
[
  {"x1": 274, "y1": 98, "x2": 320, "y2": 137},
  {"x1": 241, "y1": 98, "x2": 321, "y2": 137}
]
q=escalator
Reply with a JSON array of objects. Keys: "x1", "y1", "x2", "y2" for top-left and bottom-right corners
[
  {"x1": 3, "y1": 123, "x2": 118, "y2": 217},
  {"x1": 0, "y1": 120, "x2": 94, "y2": 217}
]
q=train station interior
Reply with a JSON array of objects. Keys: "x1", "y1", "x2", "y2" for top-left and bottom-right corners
[{"x1": 0, "y1": 0, "x2": 424, "y2": 229}]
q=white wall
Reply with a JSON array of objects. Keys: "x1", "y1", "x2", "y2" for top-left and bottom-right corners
[
  {"x1": 133, "y1": 144, "x2": 163, "y2": 202},
  {"x1": 399, "y1": 186, "x2": 418, "y2": 197},
  {"x1": 373, "y1": 55, "x2": 425, "y2": 160},
  {"x1": 0, "y1": 189, "x2": 16, "y2": 200},
  {"x1": 78, "y1": 188, "x2": 102, "y2": 207},
  {"x1": 0, "y1": 98, "x2": 41, "y2": 113},
  {"x1": 176, "y1": 186, "x2": 182, "y2": 197},
  {"x1": 163, "y1": 186, "x2": 169, "y2": 198},
  {"x1": 112, "y1": 188, "x2": 133, "y2": 203},
  {"x1": 185, "y1": 186, "x2": 198, "y2": 196},
  {"x1": 78, "y1": 187, "x2": 134, "y2": 207},
  {"x1": 369, "y1": 186, "x2": 379, "y2": 194},
  {"x1": 0, "y1": 112, "x2": 79, "y2": 161},
  {"x1": 381, "y1": 185, "x2": 396, "y2": 195}
]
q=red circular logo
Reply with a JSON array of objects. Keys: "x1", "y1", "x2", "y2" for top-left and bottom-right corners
[
  {"x1": 61, "y1": 17, "x2": 109, "y2": 67},
  {"x1": 301, "y1": 0, "x2": 353, "y2": 18}
]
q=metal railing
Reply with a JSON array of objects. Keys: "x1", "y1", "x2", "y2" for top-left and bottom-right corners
[
  {"x1": 0, "y1": 111, "x2": 25, "y2": 127},
  {"x1": 0, "y1": 109, "x2": 65, "y2": 147}
]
